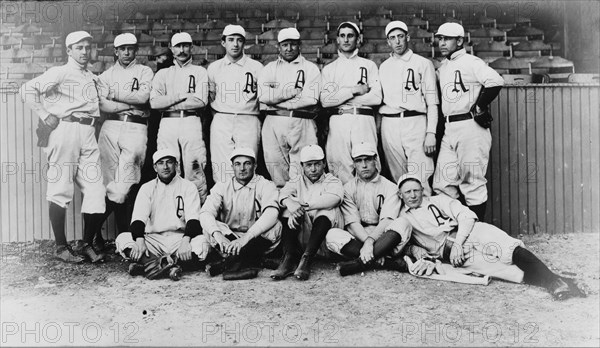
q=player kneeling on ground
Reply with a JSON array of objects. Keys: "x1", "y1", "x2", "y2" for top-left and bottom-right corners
[
  {"x1": 200, "y1": 147, "x2": 282, "y2": 280},
  {"x1": 116, "y1": 149, "x2": 211, "y2": 281},
  {"x1": 273, "y1": 145, "x2": 344, "y2": 281},
  {"x1": 325, "y1": 142, "x2": 409, "y2": 276},
  {"x1": 391, "y1": 174, "x2": 585, "y2": 300}
]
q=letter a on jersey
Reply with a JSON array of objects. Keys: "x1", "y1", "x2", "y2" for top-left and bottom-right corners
[
  {"x1": 188, "y1": 75, "x2": 196, "y2": 93},
  {"x1": 243, "y1": 72, "x2": 256, "y2": 93},
  {"x1": 452, "y1": 70, "x2": 469, "y2": 93},
  {"x1": 428, "y1": 204, "x2": 451, "y2": 226},
  {"x1": 404, "y1": 68, "x2": 419, "y2": 91},
  {"x1": 131, "y1": 78, "x2": 139, "y2": 91},
  {"x1": 357, "y1": 67, "x2": 368, "y2": 85},
  {"x1": 295, "y1": 70, "x2": 305, "y2": 88},
  {"x1": 176, "y1": 196, "x2": 185, "y2": 219}
]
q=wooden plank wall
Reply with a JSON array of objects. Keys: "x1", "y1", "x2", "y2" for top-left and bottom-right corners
[{"x1": 1, "y1": 85, "x2": 599, "y2": 242}]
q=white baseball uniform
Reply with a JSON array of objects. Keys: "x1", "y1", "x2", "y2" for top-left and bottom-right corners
[
  {"x1": 19, "y1": 57, "x2": 106, "y2": 213},
  {"x1": 207, "y1": 55, "x2": 264, "y2": 183},
  {"x1": 320, "y1": 50, "x2": 383, "y2": 184},
  {"x1": 258, "y1": 55, "x2": 321, "y2": 187},
  {"x1": 115, "y1": 175, "x2": 210, "y2": 259},
  {"x1": 150, "y1": 59, "x2": 209, "y2": 202},
  {"x1": 97, "y1": 59, "x2": 154, "y2": 203},
  {"x1": 433, "y1": 48, "x2": 504, "y2": 205},
  {"x1": 379, "y1": 49, "x2": 439, "y2": 194}
]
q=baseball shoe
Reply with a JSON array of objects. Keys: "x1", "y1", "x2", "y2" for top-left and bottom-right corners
[
  {"x1": 128, "y1": 262, "x2": 145, "y2": 276},
  {"x1": 561, "y1": 277, "x2": 587, "y2": 298},
  {"x1": 81, "y1": 244, "x2": 105, "y2": 263},
  {"x1": 383, "y1": 257, "x2": 408, "y2": 273},
  {"x1": 294, "y1": 253, "x2": 313, "y2": 281},
  {"x1": 223, "y1": 268, "x2": 259, "y2": 281},
  {"x1": 548, "y1": 277, "x2": 571, "y2": 301},
  {"x1": 169, "y1": 265, "x2": 183, "y2": 281},
  {"x1": 54, "y1": 245, "x2": 85, "y2": 264},
  {"x1": 270, "y1": 253, "x2": 297, "y2": 281},
  {"x1": 338, "y1": 259, "x2": 368, "y2": 277}
]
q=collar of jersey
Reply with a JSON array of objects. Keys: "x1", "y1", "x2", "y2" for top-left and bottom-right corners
[
  {"x1": 357, "y1": 173, "x2": 382, "y2": 184},
  {"x1": 225, "y1": 54, "x2": 247, "y2": 66},
  {"x1": 404, "y1": 196, "x2": 427, "y2": 212},
  {"x1": 337, "y1": 48, "x2": 359, "y2": 60},
  {"x1": 155, "y1": 174, "x2": 180, "y2": 186},
  {"x1": 67, "y1": 56, "x2": 88, "y2": 70},
  {"x1": 277, "y1": 54, "x2": 303, "y2": 64},
  {"x1": 232, "y1": 174, "x2": 258, "y2": 190},
  {"x1": 174, "y1": 57, "x2": 193, "y2": 68},
  {"x1": 116, "y1": 59, "x2": 138, "y2": 69},
  {"x1": 390, "y1": 49, "x2": 413, "y2": 61},
  {"x1": 448, "y1": 48, "x2": 467, "y2": 61}
]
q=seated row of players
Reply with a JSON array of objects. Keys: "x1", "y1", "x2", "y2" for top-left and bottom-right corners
[
  {"x1": 115, "y1": 143, "x2": 580, "y2": 300},
  {"x1": 21, "y1": 20, "x2": 499, "y2": 266}
]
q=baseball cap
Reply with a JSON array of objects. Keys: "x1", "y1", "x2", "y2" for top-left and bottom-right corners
[
  {"x1": 114, "y1": 33, "x2": 137, "y2": 47},
  {"x1": 222, "y1": 24, "x2": 246, "y2": 38},
  {"x1": 435, "y1": 22, "x2": 465, "y2": 38},
  {"x1": 65, "y1": 31, "x2": 92, "y2": 47},
  {"x1": 385, "y1": 21, "x2": 408, "y2": 37},
  {"x1": 152, "y1": 46, "x2": 170, "y2": 57},
  {"x1": 300, "y1": 145, "x2": 325, "y2": 163},
  {"x1": 397, "y1": 173, "x2": 422, "y2": 189},
  {"x1": 229, "y1": 147, "x2": 256, "y2": 161},
  {"x1": 277, "y1": 28, "x2": 301, "y2": 43},
  {"x1": 153, "y1": 148, "x2": 179, "y2": 164},
  {"x1": 337, "y1": 21, "x2": 361, "y2": 35},
  {"x1": 351, "y1": 142, "x2": 377, "y2": 159},
  {"x1": 171, "y1": 32, "x2": 193, "y2": 46}
]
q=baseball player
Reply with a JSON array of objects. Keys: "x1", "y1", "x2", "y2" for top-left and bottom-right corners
[
  {"x1": 200, "y1": 147, "x2": 282, "y2": 280},
  {"x1": 324, "y1": 142, "x2": 408, "y2": 276},
  {"x1": 150, "y1": 32, "x2": 209, "y2": 203},
  {"x1": 379, "y1": 21, "x2": 439, "y2": 195},
  {"x1": 207, "y1": 25, "x2": 264, "y2": 184},
  {"x1": 433, "y1": 23, "x2": 504, "y2": 220},
  {"x1": 20, "y1": 31, "x2": 106, "y2": 263},
  {"x1": 97, "y1": 33, "x2": 154, "y2": 240},
  {"x1": 320, "y1": 21, "x2": 382, "y2": 184},
  {"x1": 273, "y1": 145, "x2": 344, "y2": 281},
  {"x1": 115, "y1": 149, "x2": 211, "y2": 281},
  {"x1": 258, "y1": 27, "x2": 321, "y2": 187},
  {"x1": 391, "y1": 174, "x2": 582, "y2": 300}
]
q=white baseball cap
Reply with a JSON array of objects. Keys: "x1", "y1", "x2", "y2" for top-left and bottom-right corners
[
  {"x1": 171, "y1": 32, "x2": 193, "y2": 46},
  {"x1": 229, "y1": 147, "x2": 256, "y2": 161},
  {"x1": 385, "y1": 21, "x2": 408, "y2": 37},
  {"x1": 153, "y1": 148, "x2": 179, "y2": 164},
  {"x1": 351, "y1": 142, "x2": 377, "y2": 159},
  {"x1": 277, "y1": 28, "x2": 301, "y2": 43},
  {"x1": 435, "y1": 22, "x2": 465, "y2": 37},
  {"x1": 65, "y1": 31, "x2": 92, "y2": 47},
  {"x1": 397, "y1": 173, "x2": 422, "y2": 189},
  {"x1": 337, "y1": 21, "x2": 361, "y2": 35},
  {"x1": 300, "y1": 145, "x2": 325, "y2": 163},
  {"x1": 222, "y1": 24, "x2": 246, "y2": 38},
  {"x1": 114, "y1": 33, "x2": 137, "y2": 47}
]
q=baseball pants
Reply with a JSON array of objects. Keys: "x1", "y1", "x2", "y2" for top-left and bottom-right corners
[
  {"x1": 210, "y1": 112, "x2": 261, "y2": 184},
  {"x1": 43, "y1": 121, "x2": 106, "y2": 213},
  {"x1": 326, "y1": 225, "x2": 409, "y2": 257},
  {"x1": 282, "y1": 206, "x2": 344, "y2": 257},
  {"x1": 98, "y1": 120, "x2": 147, "y2": 204},
  {"x1": 204, "y1": 220, "x2": 282, "y2": 256},
  {"x1": 326, "y1": 112, "x2": 380, "y2": 184},
  {"x1": 116, "y1": 231, "x2": 211, "y2": 261},
  {"x1": 261, "y1": 116, "x2": 318, "y2": 187},
  {"x1": 381, "y1": 116, "x2": 434, "y2": 195},
  {"x1": 157, "y1": 116, "x2": 208, "y2": 202},
  {"x1": 433, "y1": 119, "x2": 491, "y2": 205}
]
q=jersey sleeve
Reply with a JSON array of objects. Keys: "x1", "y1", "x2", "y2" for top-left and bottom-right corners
[
  {"x1": 257, "y1": 179, "x2": 280, "y2": 212},
  {"x1": 130, "y1": 181, "x2": 154, "y2": 224},
  {"x1": 182, "y1": 180, "x2": 202, "y2": 222},
  {"x1": 340, "y1": 184, "x2": 361, "y2": 226}
]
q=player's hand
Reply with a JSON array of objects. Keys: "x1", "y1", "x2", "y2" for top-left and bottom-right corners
[
  {"x1": 213, "y1": 232, "x2": 231, "y2": 253},
  {"x1": 44, "y1": 114, "x2": 60, "y2": 129},
  {"x1": 359, "y1": 238, "x2": 375, "y2": 264},
  {"x1": 130, "y1": 238, "x2": 149, "y2": 262},
  {"x1": 375, "y1": 257, "x2": 385, "y2": 266},
  {"x1": 410, "y1": 258, "x2": 436, "y2": 276},
  {"x1": 352, "y1": 84, "x2": 370, "y2": 96},
  {"x1": 177, "y1": 237, "x2": 192, "y2": 261},
  {"x1": 288, "y1": 214, "x2": 301, "y2": 229},
  {"x1": 424, "y1": 133, "x2": 437, "y2": 156},
  {"x1": 450, "y1": 244, "x2": 466, "y2": 267},
  {"x1": 226, "y1": 234, "x2": 250, "y2": 256},
  {"x1": 286, "y1": 199, "x2": 306, "y2": 219}
]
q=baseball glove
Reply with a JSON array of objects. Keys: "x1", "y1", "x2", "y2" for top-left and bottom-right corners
[
  {"x1": 144, "y1": 253, "x2": 179, "y2": 280},
  {"x1": 35, "y1": 118, "x2": 56, "y2": 147},
  {"x1": 472, "y1": 106, "x2": 493, "y2": 129}
]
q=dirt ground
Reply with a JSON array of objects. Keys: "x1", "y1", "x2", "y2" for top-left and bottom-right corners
[{"x1": 1, "y1": 233, "x2": 598, "y2": 347}]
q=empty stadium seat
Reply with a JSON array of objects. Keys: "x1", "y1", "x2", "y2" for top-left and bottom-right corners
[
  {"x1": 489, "y1": 57, "x2": 533, "y2": 74},
  {"x1": 513, "y1": 40, "x2": 553, "y2": 57},
  {"x1": 502, "y1": 74, "x2": 533, "y2": 84},
  {"x1": 567, "y1": 73, "x2": 600, "y2": 84}
]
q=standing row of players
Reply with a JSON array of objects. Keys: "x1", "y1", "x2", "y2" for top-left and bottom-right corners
[{"x1": 20, "y1": 21, "x2": 581, "y2": 299}]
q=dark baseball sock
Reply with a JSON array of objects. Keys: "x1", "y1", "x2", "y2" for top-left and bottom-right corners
[
  {"x1": 239, "y1": 237, "x2": 272, "y2": 268},
  {"x1": 113, "y1": 203, "x2": 130, "y2": 233},
  {"x1": 340, "y1": 238, "x2": 363, "y2": 258},
  {"x1": 468, "y1": 202, "x2": 487, "y2": 221},
  {"x1": 179, "y1": 253, "x2": 205, "y2": 272},
  {"x1": 372, "y1": 230, "x2": 403, "y2": 259},
  {"x1": 512, "y1": 246, "x2": 559, "y2": 287},
  {"x1": 280, "y1": 219, "x2": 300, "y2": 256},
  {"x1": 49, "y1": 202, "x2": 67, "y2": 247},
  {"x1": 305, "y1": 216, "x2": 332, "y2": 256},
  {"x1": 83, "y1": 213, "x2": 105, "y2": 245}
]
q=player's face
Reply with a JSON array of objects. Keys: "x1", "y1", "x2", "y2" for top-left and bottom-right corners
[
  {"x1": 302, "y1": 160, "x2": 325, "y2": 183},
  {"x1": 437, "y1": 36, "x2": 462, "y2": 57},
  {"x1": 353, "y1": 155, "x2": 378, "y2": 181},
  {"x1": 387, "y1": 29, "x2": 410, "y2": 56},
  {"x1": 67, "y1": 39, "x2": 92, "y2": 65},
  {"x1": 171, "y1": 43, "x2": 192, "y2": 64},
  {"x1": 399, "y1": 180, "x2": 424, "y2": 209},
  {"x1": 337, "y1": 27, "x2": 358, "y2": 53},
  {"x1": 232, "y1": 155, "x2": 256, "y2": 184},
  {"x1": 156, "y1": 53, "x2": 168, "y2": 63},
  {"x1": 114, "y1": 45, "x2": 137, "y2": 66},
  {"x1": 278, "y1": 40, "x2": 301, "y2": 62},
  {"x1": 154, "y1": 157, "x2": 177, "y2": 182},
  {"x1": 222, "y1": 35, "x2": 245, "y2": 60}
]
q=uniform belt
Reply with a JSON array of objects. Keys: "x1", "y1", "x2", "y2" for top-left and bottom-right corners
[
  {"x1": 61, "y1": 115, "x2": 97, "y2": 126},
  {"x1": 380, "y1": 110, "x2": 424, "y2": 118},
  {"x1": 337, "y1": 106, "x2": 374, "y2": 116},
  {"x1": 211, "y1": 108, "x2": 259, "y2": 117},
  {"x1": 442, "y1": 230, "x2": 458, "y2": 261},
  {"x1": 265, "y1": 109, "x2": 316, "y2": 119},
  {"x1": 161, "y1": 110, "x2": 198, "y2": 118},
  {"x1": 106, "y1": 113, "x2": 147, "y2": 125},
  {"x1": 446, "y1": 113, "x2": 473, "y2": 123}
]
